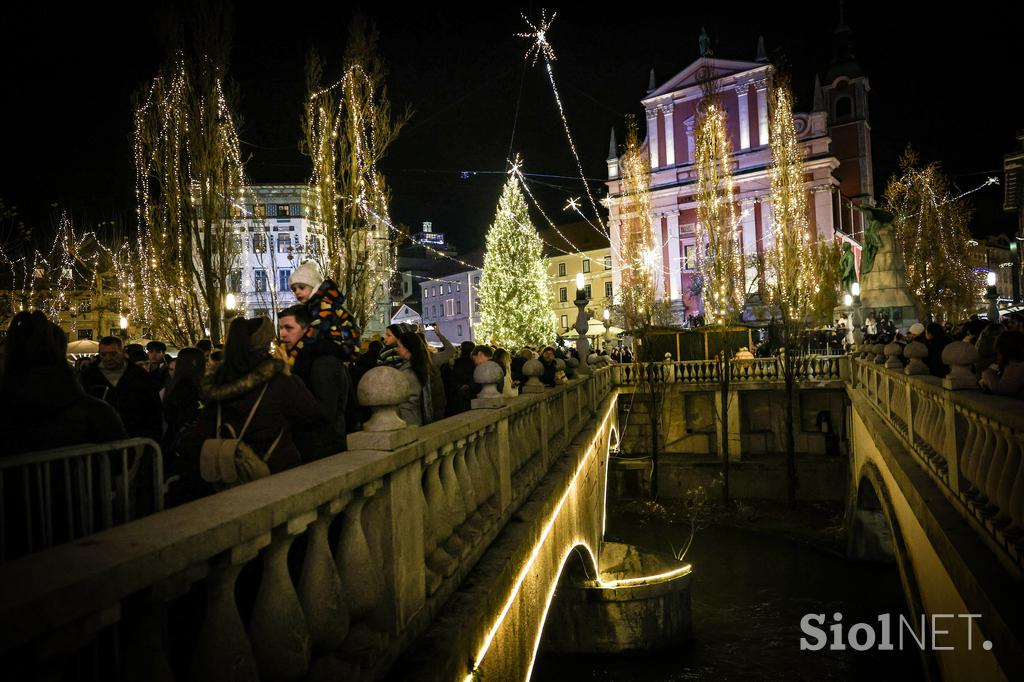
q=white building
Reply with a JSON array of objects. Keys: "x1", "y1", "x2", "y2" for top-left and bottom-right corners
[{"x1": 419, "y1": 269, "x2": 482, "y2": 344}]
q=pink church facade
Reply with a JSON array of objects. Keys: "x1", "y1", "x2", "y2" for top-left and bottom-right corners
[{"x1": 606, "y1": 53, "x2": 873, "y2": 321}]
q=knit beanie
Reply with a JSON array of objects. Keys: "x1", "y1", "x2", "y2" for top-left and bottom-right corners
[{"x1": 289, "y1": 261, "x2": 324, "y2": 291}]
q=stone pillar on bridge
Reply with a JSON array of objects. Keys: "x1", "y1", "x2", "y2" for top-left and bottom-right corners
[
  {"x1": 521, "y1": 357, "x2": 546, "y2": 394},
  {"x1": 347, "y1": 366, "x2": 427, "y2": 638},
  {"x1": 941, "y1": 341, "x2": 979, "y2": 391},
  {"x1": 472, "y1": 361, "x2": 514, "y2": 409}
]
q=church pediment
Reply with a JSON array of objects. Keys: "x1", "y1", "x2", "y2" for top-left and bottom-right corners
[{"x1": 644, "y1": 58, "x2": 770, "y2": 102}]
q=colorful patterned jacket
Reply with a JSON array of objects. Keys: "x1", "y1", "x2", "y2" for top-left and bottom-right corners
[{"x1": 289, "y1": 278, "x2": 361, "y2": 363}]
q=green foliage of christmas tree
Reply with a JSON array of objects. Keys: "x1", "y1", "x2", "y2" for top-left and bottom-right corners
[{"x1": 476, "y1": 177, "x2": 556, "y2": 349}]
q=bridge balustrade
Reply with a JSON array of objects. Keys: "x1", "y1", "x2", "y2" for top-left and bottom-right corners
[
  {"x1": 0, "y1": 368, "x2": 613, "y2": 682},
  {"x1": 612, "y1": 355, "x2": 845, "y2": 387},
  {"x1": 852, "y1": 357, "x2": 1024, "y2": 574}
]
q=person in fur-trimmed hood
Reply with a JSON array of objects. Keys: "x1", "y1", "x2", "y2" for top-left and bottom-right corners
[
  {"x1": 288, "y1": 261, "x2": 361, "y2": 361},
  {"x1": 178, "y1": 317, "x2": 327, "y2": 495}
]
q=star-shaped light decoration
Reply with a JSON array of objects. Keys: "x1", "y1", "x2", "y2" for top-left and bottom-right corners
[
  {"x1": 517, "y1": 10, "x2": 557, "y2": 66},
  {"x1": 507, "y1": 154, "x2": 524, "y2": 177},
  {"x1": 564, "y1": 197, "x2": 581, "y2": 213}
]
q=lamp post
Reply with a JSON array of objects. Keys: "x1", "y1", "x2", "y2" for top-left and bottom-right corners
[
  {"x1": 573, "y1": 272, "x2": 591, "y2": 373},
  {"x1": 603, "y1": 307, "x2": 613, "y2": 349},
  {"x1": 118, "y1": 314, "x2": 129, "y2": 340},
  {"x1": 986, "y1": 271, "x2": 999, "y2": 321}
]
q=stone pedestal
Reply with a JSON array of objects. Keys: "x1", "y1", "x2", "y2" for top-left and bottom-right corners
[
  {"x1": 521, "y1": 358, "x2": 546, "y2": 393},
  {"x1": 859, "y1": 226, "x2": 918, "y2": 332},
  {"x1": 942, "y1": 342, "x2": 979, "y2": 391},
  {"x1": 349, "y1": 366, "x2": 418, "y2": 451}
]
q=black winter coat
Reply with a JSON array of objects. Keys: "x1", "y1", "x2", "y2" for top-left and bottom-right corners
[
  {"x1": 292, "y1": 342, "x2": 352, "y2": 461},
  {"x1": 0, "y1": 365, "x2": 127, "y2": 455},
  {"x1": 80, "y1": 362, "x2": 162, "y2": 441}
]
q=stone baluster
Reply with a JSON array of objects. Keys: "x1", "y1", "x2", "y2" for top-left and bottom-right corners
[
  {"x1": 941, "y1": 342, "x2": 979, "y2": 391},
  {"x1": 298, "y1": 497, "x2": 351, "y2": 656},
  {"x1": 251, "y1": 517, "x2": 314, "y2": 682},
  {"x1": 884, "y1": 342, "x2": 903, "y2": 370},
  {"x1": 994, "y1": 428, "x2": 1020, "y2": 527},
  {"x1": 969, "y1": 422, "x2": 995, "y2": 504},
  {"x1": 349, "y1": 366, "x2": 418, "y2": 451},
  {"x1": 982, "y1": 428, "x2": 1010, "y2": 517},
  {"x1": 420, "y1": 453, "x2": 451, "y2": 592},
  {"x1": 336, "y1": 484, "x2": 385, "y2": 627},
  {"x1": 1007, "y1": 434, "x2": 1024, "y2": 532},
  {"x1": 438, "y1": 444, "x2": 468, "y2": 549},
  {"x1": 472, "y1": 360, "x2": 512, "y2": 409},
  {"x1": 454, "y1": 440, "x2": 484, "y2": 541},
  {"x1": 961, "y1": 415, "x2": 982, "y2": 495},
  {"x1": 124, "y1": 571, "x2": 201, "y2": 682},
  {"x1": 465, "y1": 432, "x2": 493, "y2": 516},
  {"x1": 190, "y1": 535, "x2": 268, "y2": 682}
]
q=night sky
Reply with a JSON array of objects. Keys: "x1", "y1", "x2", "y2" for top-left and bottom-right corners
[{"x1": 2, "y1": 1, "x2": 1020, "y2": 253}]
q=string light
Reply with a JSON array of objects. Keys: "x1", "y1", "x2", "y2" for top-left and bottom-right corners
[
  {"x1": 694, "y1": 93, "x2": 744, "y2": 324},
  {"x1": 517, "y1": 13, "x2": 608, "y2": 239}
]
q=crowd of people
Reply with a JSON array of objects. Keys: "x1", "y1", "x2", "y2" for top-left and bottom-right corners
[
  {"x1": 0, "y1": 262, "x2": 629, "y2": 506},
  {"x1": 852, "y1": 312, "x2": 1024, "y2": 397},
  {"x1": 3, "y1": 261, "x2": 1021, "y2": 508}
]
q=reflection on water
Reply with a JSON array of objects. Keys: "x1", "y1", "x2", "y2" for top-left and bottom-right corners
[{"x1": 533, "y1": 523, "x2": 924, "y2": 681}]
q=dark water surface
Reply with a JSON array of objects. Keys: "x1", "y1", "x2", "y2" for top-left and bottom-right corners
[{"x1": 533, "y1": 517, "x2": 925, "y2": 682}]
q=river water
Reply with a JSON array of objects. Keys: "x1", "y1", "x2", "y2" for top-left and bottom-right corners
[{"x1": 533, "y1": 508, "x2": 925, "y2": 681}]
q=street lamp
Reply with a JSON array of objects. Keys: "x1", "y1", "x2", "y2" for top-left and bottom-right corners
[
  {"x1": 119, "y1": 315, "x2": 128, "y2": 339},
  {"x1": 986, "y1": 271, "x2": 999, "y2": 321},
  {"x1": 573, "y1": 272, "x2": 591, "y2": 373},
  {"x1": 843, "y1": 294, "x2": 853, "y2": 307},
  {"x1": 603, "y1": 307, "x2": 614, "y2": 347}
]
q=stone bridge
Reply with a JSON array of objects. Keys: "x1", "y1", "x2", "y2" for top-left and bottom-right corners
[{"x1": 1, "y1": 353, "x2": 1022, "y2": 681}]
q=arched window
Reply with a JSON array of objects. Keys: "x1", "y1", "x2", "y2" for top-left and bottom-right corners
[{"x1": 835, "y1": 96, "x2": 853, "y2": 121}]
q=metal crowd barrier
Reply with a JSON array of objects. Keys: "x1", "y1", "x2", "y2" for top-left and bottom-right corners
[{"x1": 0, "y1": 438, "x2": 164, "y2": 561}]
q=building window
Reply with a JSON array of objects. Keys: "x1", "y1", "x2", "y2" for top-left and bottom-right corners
[
  {"x1": 251, "y1": 234, "x2": 267, "y2": 253},
  {"x1": 834, "y1": 96, "x2": 853, "y2": 121},
  {"x1": 456, "y1": 300, "x2": 462, "y2": 315},
  {"x1": 432, "y1": 304, "x2": 437, "y2": 317},
  {"x1": 254, "y1": 270, "x2": 268, "y2": 292},
  {"x1": 558, "y1": 262, "x2": 566, "y2": 277},
  {"x1": 431, "y1": 287, "x2": 436, "y2": 297},
  {"x1": 422, "y1": 287, "x2": 428, "y2": 300},
  {"x1": 77, "y1": 329, "x2": 94, "y2": 340},
  {"x1": 560, "y1": 315, "x2": 568, "y2": 329},
  {"x1": 278, "y1": 269, "x2": 291, "y2": 292},
  {"x1": 277, "y1": 204, "x2": 290, "y2": 217},
  {"x1": 230, "y1": 234, "x2": 243, "y2": 254},
  {"x1": 456, "y1": 282, "x2": 461, "y2": 292},
  {"x1": 683, "y1": 244, "x2": 696, "y2": 270},
  {"x1": 473, "y1": 276, "x2": 480, "y2": 286},
  {"x1": 446, "y1": 299, "x2": 454, "y2": 317},
  {"x1": 585, "y1": 284, "x2": 592, "y2": 299},
  {"x1": 277, "y1": 234, "x2": 292, "y2": 253},
  {"x1": 228, "y1": 269, "x2": 242, "y2": 292},
  {"x1": 458, "y1": 324, "x2": 463, "y2": 337},
  {"x1": 582, "y1": 259, "x2": 591, "y2": 273},
  {"x1": 604, "y1": 255, "x2": 612, "y2": 270},
  {"x1": 605, "y1": 281, "x2": 613, "y2": 299},
  {"x1": 253, "y1": 204, "x2": 266, "y2": 219},
  {"x1": 559, "y1": 287, "x2": 568, "y2": 303},
  {"x1": 447, "y1": 284, "x2": 452, "y2": 294}
]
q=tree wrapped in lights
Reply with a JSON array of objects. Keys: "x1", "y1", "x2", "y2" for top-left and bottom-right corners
[
  {"x1": 617, "y1": 117, "x2": 675, "y2": 497},
  {"x1": 617, "y1": 117, "x2": 659, "y2": 331},
  {"x1": 302, "y1": 19, "x2": 408, "y2": 331},
  {"x1": 884, "y1": 148, "x2": 975, "y2": 321},
  {"x1": 694, "y1": 106, "x2": 744, "y2": 324},
  {"x1": 693, "y1": 69, "x2": 745, "y2": 503},
  {"x1": 476, "y1": 177, "x2": 556, "y2": 349},
  {"x1": 764, "y1": 76, "x2": 841, "y2": 506},
  {"x1": 133, "y1": 42, "x2": 246, "y2": 345}
]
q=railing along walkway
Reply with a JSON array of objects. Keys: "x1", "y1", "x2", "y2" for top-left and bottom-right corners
[{"x1": 0, "y1": 367, "x2": 612, "y2": 681}]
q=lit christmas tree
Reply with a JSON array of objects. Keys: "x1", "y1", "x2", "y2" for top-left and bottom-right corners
[{"x1": 476, "y1": 177, "x2": 556, "y2": 349}]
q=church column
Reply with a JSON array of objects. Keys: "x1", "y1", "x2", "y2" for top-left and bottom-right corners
[
  {"x1": 652, "y1": 213, "x2": 666, "y2": 300},
  {"x1": 736, "y1": 85, "x2": 751, "y2": 150},
  {"x1": 754, "y1": 79, "x2": 769, "y2": 146},
  {"x1": 667, "y1": 212, "x2": 682, "y2": 301},
  {"x1": 740, "y1": 199, "x2": 758, "y2": 295},
  {"x1": 662, "y1": 104, "x2": 676, "y2": 166},
  {"x1": 609, "y1": 219, "x2": 622, "y2": 301},
  {"x1": 814, "y1": 186, "x2": 834, "y2": 240},
  {"x1": 646, "y1": 106, "x2": 660, "y2": 169},
  {"x1": 684, "y1": 118, "x2": 695, "y2": 164}
]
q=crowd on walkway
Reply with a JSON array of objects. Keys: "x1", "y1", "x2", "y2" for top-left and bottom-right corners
[
  {"x1": 0, "y1": 262, "x2": 619, "y2": 505},
  {"x1": 3, "y1": 261, "x2": 1021, "y2": 510}
]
